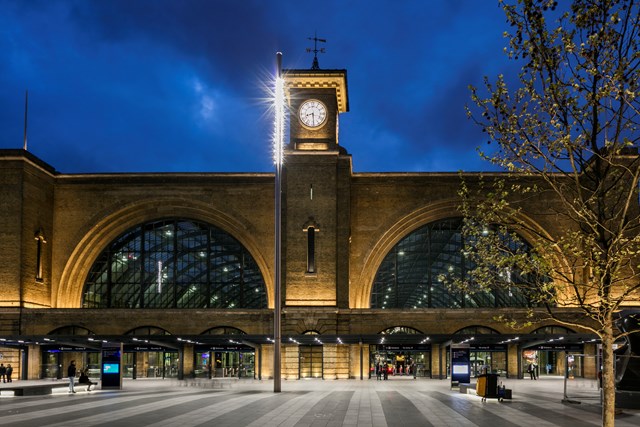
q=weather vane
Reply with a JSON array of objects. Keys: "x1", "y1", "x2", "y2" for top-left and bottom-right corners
[{"x1": 306, "y1": 33, "x2": 326, "y2": 70}]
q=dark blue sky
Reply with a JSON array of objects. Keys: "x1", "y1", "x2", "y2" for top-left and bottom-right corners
[{"x1": 0, "y1": 0, "x2": 516, "y2": 173}]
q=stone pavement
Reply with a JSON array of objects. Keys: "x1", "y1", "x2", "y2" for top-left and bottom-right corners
[{"x1": 0, "y1": 376, "x2": 639, "y2": 427}]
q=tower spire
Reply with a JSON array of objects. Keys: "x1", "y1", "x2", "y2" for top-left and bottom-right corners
[{"x1": 306, "y1": 33, "x2": 326, "y2": 70}]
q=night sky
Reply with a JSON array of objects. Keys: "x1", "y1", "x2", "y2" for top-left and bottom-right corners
[{"x1": 0, "y1": 0, "x2": 518, "y2": 174}]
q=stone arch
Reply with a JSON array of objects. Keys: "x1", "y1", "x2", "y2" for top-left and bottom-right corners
[
  {"x1": 56, "y1": 198, "x2": 272, "y2": 308},
  {"x1": 352, "y1": 200, "x2": 566, "y2": 309}
]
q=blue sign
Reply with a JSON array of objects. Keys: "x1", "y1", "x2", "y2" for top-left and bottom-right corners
[{"x1": 103, "y1": 363, "x2": 120, "y2": 374}]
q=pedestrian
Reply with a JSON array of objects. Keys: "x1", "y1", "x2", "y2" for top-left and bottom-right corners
[
  {"x1": 6, "y1": 364, "x2": 13, "y2": 382},
  {"x1": 383, "y1": 364, "x2": 388, "y2": 380},
  {"x1": 532, "y1": 362, "x2": 538, "y2": 380},
  {"x1": 79, "y1": 368, "x2": 96, "y2": 391},
  {"x1": 68, "y1": 360, "x2": 77, "y2": 393},
  {"x1": 527, "y1": 363, "x2": 534, "y2": 380},
  {"x1": 0, "y1": 363, "x2": 6, "y2": 383},
  {"x1": 376, "y1": 362, "x2": 382, "y2": 380}
]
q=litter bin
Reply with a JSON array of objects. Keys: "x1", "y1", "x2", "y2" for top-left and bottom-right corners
[
  {"x1": 476, "y1": 375, "x2": 487, "y2": 397},
  {"x1": 477, "y1": 373, "x2": 501, "y2": 401}
]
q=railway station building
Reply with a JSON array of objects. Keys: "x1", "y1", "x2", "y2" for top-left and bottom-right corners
[{"x1": 1, "y1": 65, "x2": 623, "y2": 383}]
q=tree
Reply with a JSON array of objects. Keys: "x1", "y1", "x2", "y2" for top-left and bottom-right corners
[{"x1": 464, "y1": 1, "x2": 640, "y2": 425}]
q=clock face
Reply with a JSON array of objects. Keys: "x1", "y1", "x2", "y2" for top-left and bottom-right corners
[{"x1": 299, "y1": 99, "x2": 327, "y2": 128}]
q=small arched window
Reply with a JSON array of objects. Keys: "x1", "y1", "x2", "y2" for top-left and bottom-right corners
[
  {"x1": 379, "y1": 326, "x2": 423, "y2": 335},
  {"x1": 125, "y1": 326, "x2": 171, "y2": 336},
  {"x1": 454, "y1": 326, "x2": 500, "y2": 335},
  {"x1": 48, "y1": 326, "x2": 95, "y2": 335},
  {"x1": 531, "y1": 326, "x2": 576, "y2": 335},
  {"x1": 201, "y1": 327, "x2": 247, "y2": 335}
]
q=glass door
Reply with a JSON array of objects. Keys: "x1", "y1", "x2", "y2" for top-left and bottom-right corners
[
  {"x1": 239, "y1": 352, "x2": 254, "y2": 378},
  {"x1": 41, "y1": 352, "x2": 60, "y2": 379}
]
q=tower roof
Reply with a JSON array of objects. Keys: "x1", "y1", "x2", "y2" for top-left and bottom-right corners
[{"x1": 283, "y1": 69, "x2": 349, "y2": 113}]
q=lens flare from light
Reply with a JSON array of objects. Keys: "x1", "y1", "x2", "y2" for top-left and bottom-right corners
[{"x1": 273, "y1": 75, "x2": 285, "y2": 165}]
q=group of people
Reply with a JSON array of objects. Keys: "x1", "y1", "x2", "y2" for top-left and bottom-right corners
[
  {"x1": 375, "y1": 362, "x2": 389, "y2": 380},
  {"x1": 67, "y1": 360, "x2": 97, "y2": 393},
  {"x1": 0, "y1": 363, "x2": 13, "y2": 382}
]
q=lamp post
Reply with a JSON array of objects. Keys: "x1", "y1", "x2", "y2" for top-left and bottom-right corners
[{"x1": 273, "y1": 52, "x2": 284, "y2": 393}]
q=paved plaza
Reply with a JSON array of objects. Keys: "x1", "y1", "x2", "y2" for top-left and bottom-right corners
[{"x1": 1, "y1": 376, "x2": 639, "y2": 426}]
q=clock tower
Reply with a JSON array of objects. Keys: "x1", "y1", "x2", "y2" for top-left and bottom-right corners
[
  {"x1": 285, "y1": 70, "x2": 348, "y2": 151},
  {"x1": 281, "y1": 67, "x2": 351, "y2": 308}
]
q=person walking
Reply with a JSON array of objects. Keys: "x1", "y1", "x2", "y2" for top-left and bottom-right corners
[
  {"x1": 0, "y1": 363, "x2": 6, "y2": 383},
  {"x1": 6, "y1": 364, "x2": 13, "y2": 382},
  {"x1": 68, "y1": 360, "x2": 77, "y2": 393}
]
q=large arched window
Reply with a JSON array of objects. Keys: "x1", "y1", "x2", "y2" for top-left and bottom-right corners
[
  {"x1": 83, "y1": 218, "x2": 267, "y2": 309},
  {"x1": 370, "y1": 218, "x2": 533, "y2": 309}
]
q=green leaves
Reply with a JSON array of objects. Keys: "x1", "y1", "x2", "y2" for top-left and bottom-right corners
[{"x1": 464, "y1": 0, "x2": 640, "y2": 327}]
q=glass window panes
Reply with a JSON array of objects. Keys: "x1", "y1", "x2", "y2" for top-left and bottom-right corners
[
  {"x1": 371, "y1": 217, "x2": 536, "y2": 309},
  {"x1": 82, "y1": 219, "x2": 267, "y2": 309}
]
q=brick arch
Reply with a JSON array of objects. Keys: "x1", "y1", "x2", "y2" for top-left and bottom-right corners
[
  {"x1": 56, "y1": 198, "x2": 272, "y2": 309},
  {"x1": 351, "y1": 200, "x2": 563, "y2": 309}
]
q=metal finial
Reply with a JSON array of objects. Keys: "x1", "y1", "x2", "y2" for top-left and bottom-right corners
[{"x1": 306, "y1": 33, "x2": 326, "y2": 70}]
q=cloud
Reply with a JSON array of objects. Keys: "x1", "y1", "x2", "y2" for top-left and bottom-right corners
[{"x1": 0, "y1": 0, "x2": 527, "y2": 174}]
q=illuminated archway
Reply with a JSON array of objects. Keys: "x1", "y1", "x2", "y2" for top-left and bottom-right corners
[{"x1": 57, "y1": 199, "x2": 272, "y2": 308}]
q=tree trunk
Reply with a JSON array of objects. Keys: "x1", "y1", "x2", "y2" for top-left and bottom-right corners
[{"x1": 601, "y1": 325, "x2": 616, "y2": 427}]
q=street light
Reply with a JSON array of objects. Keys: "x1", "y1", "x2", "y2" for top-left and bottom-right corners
[{"x1": 273, "y1": 52, "x2": 284, "y2": 393}]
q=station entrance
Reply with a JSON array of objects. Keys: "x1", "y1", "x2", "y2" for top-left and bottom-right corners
[
  {"x1": 194, "y1": 347, "x2": 255, "y2": 378},
  {"x1": 369, "y1": 345, "x2": 430, "y2": 378},
  {"x1": 122, "y1": 350, "x2": 179, "y2": 379},
  {"x1": 522, "y1": 344, "x2": 585, "y2": 378}
]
